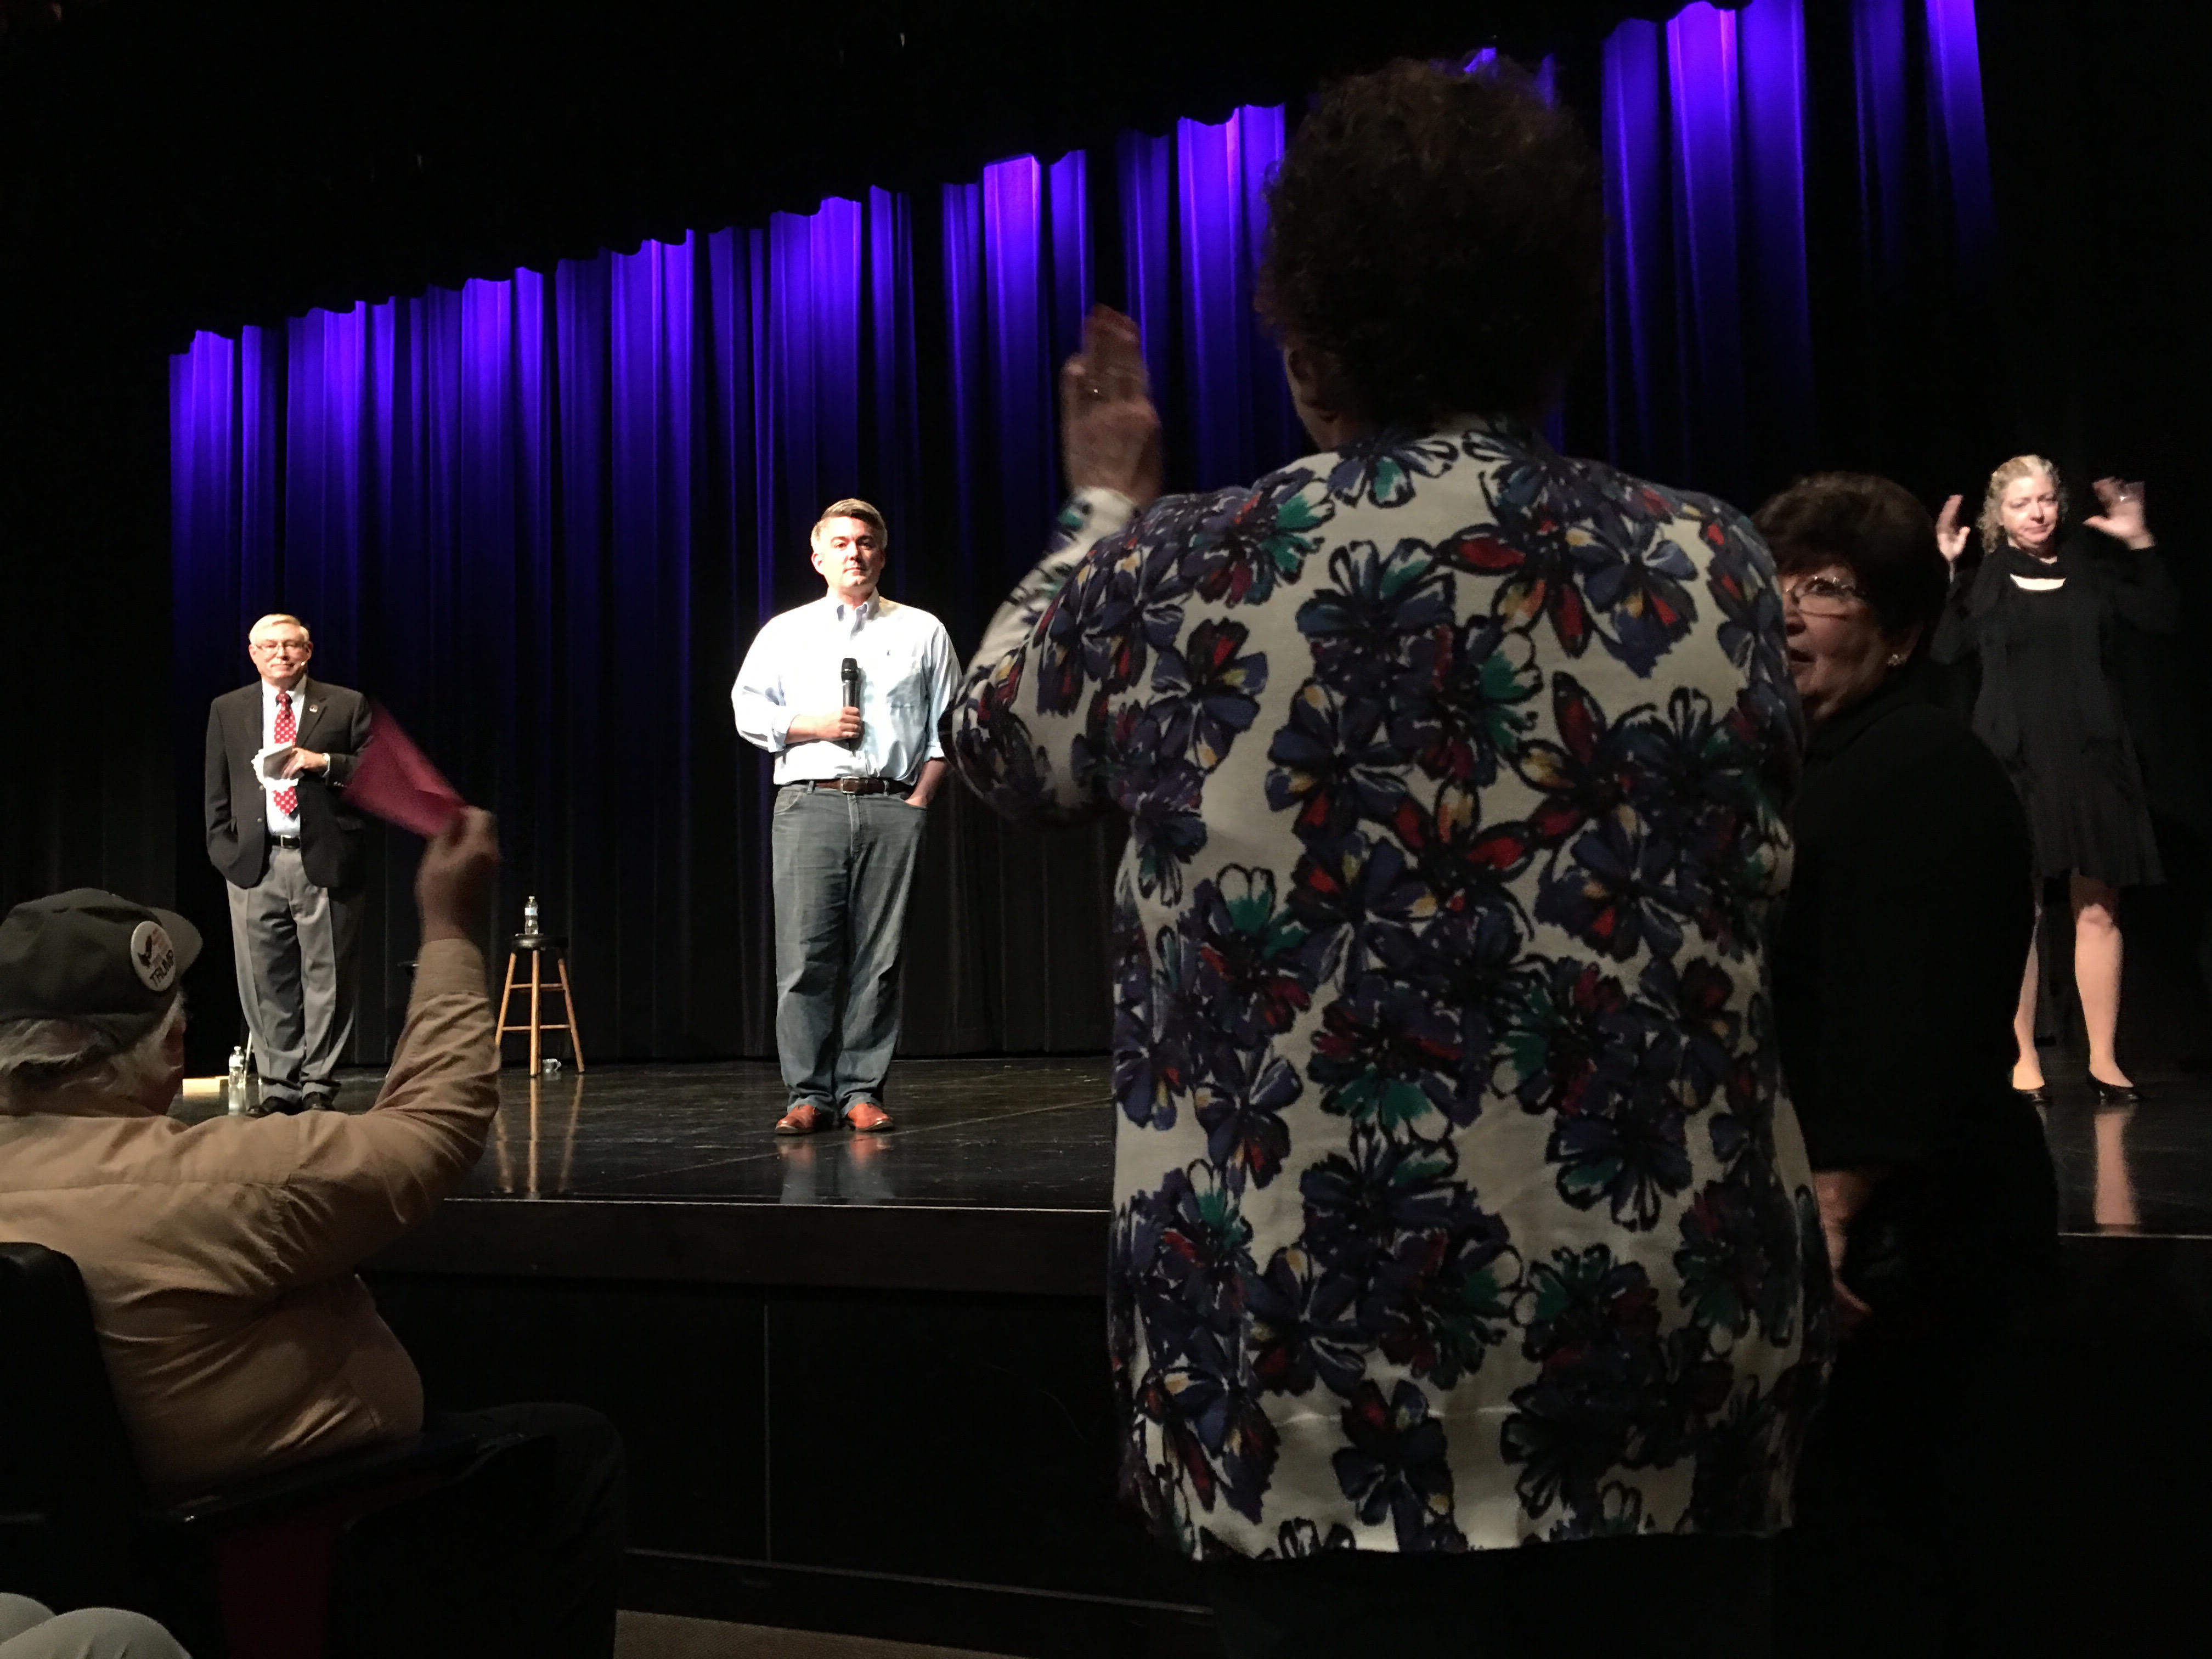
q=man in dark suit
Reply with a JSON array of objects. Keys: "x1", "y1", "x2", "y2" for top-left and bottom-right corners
[{"x1": 205, "y1": 612, "x2": 371, "y2": 1112}]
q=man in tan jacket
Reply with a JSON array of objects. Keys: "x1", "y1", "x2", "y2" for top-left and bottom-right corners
[{"x1": 0, "y1": 812, "x2": 622, "y2": 1658}]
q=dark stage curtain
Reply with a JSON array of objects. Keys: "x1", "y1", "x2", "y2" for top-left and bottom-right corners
[
  {"x1": 1977, "y1": 0, "x2": 2212, "y2": 1065},
  {"x1": 156, "y1": 0, "x2": 2209, "y2": 1066}
]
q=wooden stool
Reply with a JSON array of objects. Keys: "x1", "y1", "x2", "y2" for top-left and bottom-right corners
[{"x1": 497, "y1": 934, "x2": 585, "y2": 1075}]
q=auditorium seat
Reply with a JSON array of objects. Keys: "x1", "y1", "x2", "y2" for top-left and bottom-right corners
[{"x1": 0, "y1": 1242, "x2": 556, "y2": 1658}]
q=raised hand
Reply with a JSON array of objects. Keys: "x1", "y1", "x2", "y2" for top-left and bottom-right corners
[
  {"x1": 2085, "y1": 477, "x2": 2154, "y2": 550},
  {"x1": 417, "y1": 807, "x2": 500, "y2": 945},
  {"x1": 1934, "y1": 493, "x2": 1970, "y2": 566},
  {"x1": 1060, "y1": 306, "x2": 1163, "y2": 509}
]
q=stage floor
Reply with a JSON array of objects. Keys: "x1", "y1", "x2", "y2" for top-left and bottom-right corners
[
  {"x1": 180, "y1": 1051, "x2": 2210, "y2": 1240},
  {"x1": 2041, "y1": 1070, "x2": 2211, "y2": 1237},
  {"x1": 456, "y1": 1057, "x2": 1114, "y2": 1211}
]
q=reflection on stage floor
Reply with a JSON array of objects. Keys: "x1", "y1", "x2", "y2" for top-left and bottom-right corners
[
  {"x1": 467, "y1": 1058, "x2": 1112, "y2": 1210},
  {"x1": 179, "y1": 1052, "x2": 2211, "y2": 1238},
  {"x1": 179, "y1": 1057, "x2": 1114, "y2": 1210},
  {"x1": 2041, "y1": 1065, "x2": 2212, "y2": 1237}
]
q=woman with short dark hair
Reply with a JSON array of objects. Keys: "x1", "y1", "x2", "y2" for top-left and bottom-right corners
[
  {"x1": 947, "y1": 61, "x2": 1828, "y2": 1658},
  {"x1": 1759, "y1": 472, "x2": 2058, "y2": 1657}
]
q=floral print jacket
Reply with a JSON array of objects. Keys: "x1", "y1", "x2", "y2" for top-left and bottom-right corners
[{"x1": 946, "y1": 419, "x2": 1831, "y2": 1559}]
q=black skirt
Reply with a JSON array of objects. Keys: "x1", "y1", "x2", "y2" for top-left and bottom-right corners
[
  {"x1": 2010, "y1": 737, "x2": 2163, "y2": 885},
  {"x1": 1990, "y1": 574, "x2": 2164, "y2": 886}
]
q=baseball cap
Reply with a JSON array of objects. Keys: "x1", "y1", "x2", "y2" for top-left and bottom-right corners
[{"x1": 0, "y1": 889, "x2": 202, "y2": 1046}]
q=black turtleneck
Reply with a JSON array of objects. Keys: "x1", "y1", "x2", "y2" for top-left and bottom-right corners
[
  {"x1": 1773, "y1": 671, "x2": 2030, "y2": 1167},
  {"x1": 1772, "y1": 672, "x2": 2057, "y2": 1308}
]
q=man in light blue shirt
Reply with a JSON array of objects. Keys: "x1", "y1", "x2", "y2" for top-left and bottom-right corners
[{"x1": 732, "y1": 499, "x2": 956, "y2": 1135}]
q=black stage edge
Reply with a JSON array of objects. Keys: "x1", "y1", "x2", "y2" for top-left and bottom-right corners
[
  {"x1": 173, "y1": 1057, "x2": 2212, "y2": 1655},
  {"x1": 340, "y1": 1059, "x2": 1212, "y2": 1656}
]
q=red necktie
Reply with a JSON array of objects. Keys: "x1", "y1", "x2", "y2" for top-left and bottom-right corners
[{"x1": 274, "y1": 691, "x2": 299, "y2": 817}]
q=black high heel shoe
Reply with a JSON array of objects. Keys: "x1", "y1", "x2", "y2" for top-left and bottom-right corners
[
  {"x1": 2013, "y1": 1084, "x2": 2051, "y2": 1106},
  {"x1": 2088, "y1": 1074, "x2": 2143, "y2": 1105}
]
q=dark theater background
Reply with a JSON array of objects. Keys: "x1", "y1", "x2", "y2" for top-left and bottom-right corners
[{"x1": 3, "y1": 1, "x2": 2208, "y2": 1654}]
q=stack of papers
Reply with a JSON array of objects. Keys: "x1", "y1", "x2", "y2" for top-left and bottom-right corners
[{"x1": 252, "y1": 743, "x2": 297, "y2": 791}]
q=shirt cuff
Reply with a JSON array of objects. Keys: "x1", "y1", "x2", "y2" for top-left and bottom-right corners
[
  {"x1": 1059, "y1": 487, "x2": 1137, "y2": 544},
  {"x1": 734, "y1": 698, "x2": 793, "y2": 753}
]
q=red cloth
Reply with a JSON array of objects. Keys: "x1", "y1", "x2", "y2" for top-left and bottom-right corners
[{"x1": 349, "y1": 705, "x2": 466, "y2": 837}]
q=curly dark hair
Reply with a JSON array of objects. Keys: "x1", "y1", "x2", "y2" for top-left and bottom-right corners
[
  {"x1": 1753, "y1": 472, "x2": 1949, "y2": 648},
  {"x1": 1257, "y1": 59, "x2": 1604, "y2": 429}
]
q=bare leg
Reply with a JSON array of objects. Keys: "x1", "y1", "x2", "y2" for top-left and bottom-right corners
[
  {"x1": 2074, "y1": 874, "x2": 2129, "y2": 1086},
  {"x1": 2012, "y1": 884, "x2": 2045, "y2": 1091}
]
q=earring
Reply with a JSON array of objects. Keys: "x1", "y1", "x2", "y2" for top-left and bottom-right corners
[{"x1": 1886, "y1": 652, "x2": 1906, "y2": 666}]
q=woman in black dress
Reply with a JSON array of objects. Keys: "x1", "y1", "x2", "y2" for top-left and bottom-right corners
[
  {"x1": 1763, "y1": 472, "x2": 2058, "y2": 1657},
  {"x1": 1932, "y1": 458, "x2": 2176, "y2": 1102}
]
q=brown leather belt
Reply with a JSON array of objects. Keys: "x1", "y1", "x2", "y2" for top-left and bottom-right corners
[{"x1": 795, "y1": 777, "x2": 911, "y2": 796}]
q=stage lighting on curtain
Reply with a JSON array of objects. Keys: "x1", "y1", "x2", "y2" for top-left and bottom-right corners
[
  {"x1": 1118, "y1": 106, "x2": 1305, "y2": 496},
  {"x1": 1602, "y1": 0, "x2": 1814, "y2": 505},
  {"x1": 1464, "y1": 45, "x2": 1558, "y2": 101},
  {"x1": 943, "y1": 151, "x2": 1090, "y2": 629},
  {"x1": 1924, "y1": 0, "x2": 1996, "y2": 272},
  {"x1": 1858, "y1": 0, "x2": 1996, "y2": 281},
  {"x1": 1600, "y1": 0, "x2": 1995, "y2": 505}
]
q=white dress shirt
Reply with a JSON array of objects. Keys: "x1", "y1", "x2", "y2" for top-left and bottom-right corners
[
  {"x1": 731, "y1": 593, "x2": 957, "y2": 786},
  {"x1": 259, "y1": 677, "x2": 308, "y2": 835}
]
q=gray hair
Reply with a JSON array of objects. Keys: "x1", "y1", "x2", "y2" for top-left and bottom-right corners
[
  {"x1": 1977, "y1": 454, "x2": 2067, "y2": 555},
  {"x1": 249, "y1": 612, "x2": 312, "y2": 642},
  {"x1": 0, "y1": 996, "x2": 185, "y2": 1114}
]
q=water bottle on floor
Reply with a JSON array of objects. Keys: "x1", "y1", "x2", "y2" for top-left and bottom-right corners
[{"x1": 227, "y1": 1046, "x2": 249, "y2": 1115}]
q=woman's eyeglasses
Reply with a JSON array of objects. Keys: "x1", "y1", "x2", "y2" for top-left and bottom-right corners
[{"x1": 1780, "y1": 575, "x2": 1866, "y2": 617}]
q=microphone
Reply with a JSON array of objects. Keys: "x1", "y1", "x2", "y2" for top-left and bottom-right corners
[{"x1": 840, "y1": 658, "x2": 861, "y2": 751}]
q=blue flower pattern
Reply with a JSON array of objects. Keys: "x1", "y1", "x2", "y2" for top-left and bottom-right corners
[{"x1": 949, "y1": 419, "x2": 1829, "y2": 1556}]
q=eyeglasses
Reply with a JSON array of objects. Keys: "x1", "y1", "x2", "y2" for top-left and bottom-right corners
[{"x1": 1780, "y1": 575, "x2": 1866, "y2": 617}]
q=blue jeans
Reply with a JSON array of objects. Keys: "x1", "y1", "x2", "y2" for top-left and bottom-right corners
[{"x1": 770, "y1": 786, "x2": 927, "y2": 1114}]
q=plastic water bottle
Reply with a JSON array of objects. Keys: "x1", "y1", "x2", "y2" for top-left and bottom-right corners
[
  {"x1": 523, "y1": 894, "x2": 540, "y2": 938},
  {"x1": 226, "y1": 1046, "x2": 249, "y2": 1115}
]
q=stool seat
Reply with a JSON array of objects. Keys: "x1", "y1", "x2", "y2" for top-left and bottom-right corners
[{"x1": 497, "y1": 934, "x2": 583, "y2": 1074}]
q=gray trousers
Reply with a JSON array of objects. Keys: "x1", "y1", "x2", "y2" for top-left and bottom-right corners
[
  {"x1": 770, "y1": 786, "x2": 927, "y2": 1113},
  {"x1": 225, "y1": 844, "x2": 360, "y2": 1103}
]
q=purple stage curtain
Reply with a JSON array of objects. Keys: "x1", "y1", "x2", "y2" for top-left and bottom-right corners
[
  {"x1": 171, "y1": 0, "x2": 1999, "y2": 1062},
  {"x1": 1116, "y1": 106, "x2": 1304, "y2": 494},
  {"x1": 169, "y1": 133, "x2": 1285, "y2": 1060},
  {"x1": 1595, "y1": 0, "x2": 1996, "y2": 506}
]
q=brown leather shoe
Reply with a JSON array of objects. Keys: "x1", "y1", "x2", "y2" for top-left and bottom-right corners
[
  {"x1": 844, "y1": 1101, "x2": 894, "y2": 1133},
  {"x1": 775, "y1": 1103, "x2": 834, "y2": 1135}
]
